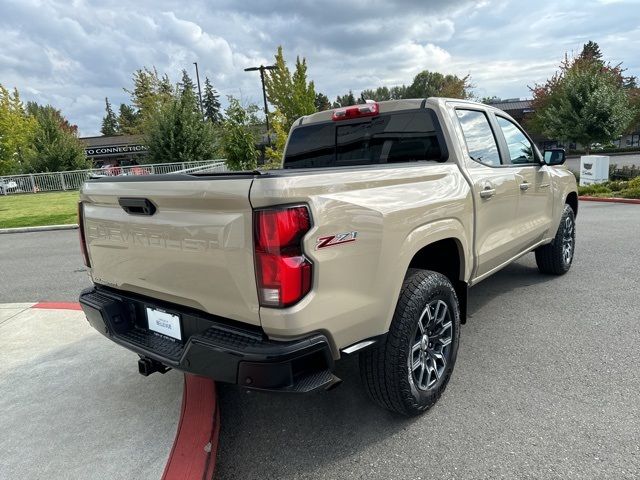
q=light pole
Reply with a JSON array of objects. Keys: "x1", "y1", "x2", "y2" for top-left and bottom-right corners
[
  {"x1": 193, "y1": 62, "x2": 204, "y2": 117},
  {"x1": 244, "y1": 64, "x2": 277, "y2": 140}
]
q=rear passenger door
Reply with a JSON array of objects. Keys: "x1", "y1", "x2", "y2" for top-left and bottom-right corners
[
  {"x1": 454, "y1": 108, "x2": 521, "y2": 279},
  {"x1": 493, "y1": 115, "x2": 553, "y2": 250}
]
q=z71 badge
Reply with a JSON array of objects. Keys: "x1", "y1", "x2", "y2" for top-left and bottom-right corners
[{"x1": 316, "y1": 231, "x2": 358, "y2": 249}]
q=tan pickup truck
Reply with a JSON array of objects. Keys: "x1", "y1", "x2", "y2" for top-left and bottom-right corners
[{"x1": 79, "y1": 98, "x2": 577, "y2": 415}]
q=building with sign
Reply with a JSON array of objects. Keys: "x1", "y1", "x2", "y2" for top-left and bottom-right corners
[{"x1": 80, "y1": 134, "x2": 149, "y2": 167}]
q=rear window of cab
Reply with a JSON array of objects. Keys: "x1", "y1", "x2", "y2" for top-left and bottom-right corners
[{"x1": 283, "y1": 110, "x2": 447, "y2": 169}]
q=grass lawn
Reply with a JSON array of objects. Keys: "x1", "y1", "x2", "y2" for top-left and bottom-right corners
[{"x1": 0, "y1": 191, "x2": 79, "y2": 229}]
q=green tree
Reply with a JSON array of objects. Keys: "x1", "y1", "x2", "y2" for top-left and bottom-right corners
[
  {"x1": 580, "y1": 41, "x2": 603, "y2": 62},
  {"x1": 25, "y1": 101, "x2": 79, "y2": 134},
  {"x1": 530, "y1": 42, "x2": 636, "y2": 153},
  {"x1": 389, "y1": 85, "x2": 408, "y2": 99},
  {"x1": 0, "y1": 85, "x2": 36, "y2": 175},
  {"x1": 264, "y1": 46, "x2": 317, "y2": 132},
  {"x1": 333, "y1": 90, "x2": 356, "y2": 107},
  {"x1": 221, "y1": 97, "x2": 259, "y2": 171},
  {"x1": 202, "y1": 77, "x2": 222, "y2": 124},
  {"x1": 158, "y1": 73, "x2": 174, "y2": 97},
  {"x1": 360, "y1": 87, "x2": 391, "y2": 102},
  {"x1": 145, "y1": 83, "x2": 218, "y2": 164},
  {"x1": 25, "y1": 104, "x2": 88, "y2": 173},
  {"x1": 314, "y1": 92, "x2": 331, "y2": 111},
  {"x1": 628, "y1": 87, "x2": 640, "y2": 135},
  {"x1": 264, "y1": 109, "x2": 288, "y2": 168},
  {"x1": 481, "y1": 96, "x2": 501, "y2": 104},
  {"x1": 179, "y1": 69, "x2": 197, "y2": 101},
  {"x1": 406, "y1": 70, "x2": 472, "y2": 99},
  {"x1": 101, "y1": 97, "x2": 119, "y2": 136},
  {"x1": 117, "y1": 104, "x2": 138, "y2": 134},
  {"x1": 125, "y1": 67, "x2": 174, "y2": 133}
]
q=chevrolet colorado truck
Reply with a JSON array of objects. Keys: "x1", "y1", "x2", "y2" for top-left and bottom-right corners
[{"x1": 78, "y1": 98, "x2": 577, "y2": 416}]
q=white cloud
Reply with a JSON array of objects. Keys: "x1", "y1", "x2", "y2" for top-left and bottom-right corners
[{"x1": 0, "y1": 0, "x2": 637, "y2": 135}]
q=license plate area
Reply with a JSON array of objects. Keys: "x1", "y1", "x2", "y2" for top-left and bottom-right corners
[{"x1": 146, "y1": 307, "x2": 182, "y2": 341}]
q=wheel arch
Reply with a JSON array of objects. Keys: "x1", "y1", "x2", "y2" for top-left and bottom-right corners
[
  {"x1": 566, "y1": 191, "x2": 578, "y2": 217},
  {"x1": 403, "y1": 230, "x2": 470, "y2": 324}
]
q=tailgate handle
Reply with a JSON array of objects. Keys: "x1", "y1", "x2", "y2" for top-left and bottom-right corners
[{"x1": 119, "y1": 197, "x2": 157, "y2": 216}]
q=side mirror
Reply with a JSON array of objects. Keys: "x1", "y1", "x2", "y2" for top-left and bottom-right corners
[{"x1": 543, "y1": 148, "x2": 566, "y2": 166}]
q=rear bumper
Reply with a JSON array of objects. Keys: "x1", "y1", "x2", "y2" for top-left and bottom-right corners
[{"x1": 79, "y1": 286, "x2": 337, "y2": 392}]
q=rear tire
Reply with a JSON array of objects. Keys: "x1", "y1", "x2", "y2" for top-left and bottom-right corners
[
  {"x1": 359, "y1": 270, "x2": 460, "y2": 416},
  {"x1": 535, "y1": 204, "x2": 576, "y2": 275}
]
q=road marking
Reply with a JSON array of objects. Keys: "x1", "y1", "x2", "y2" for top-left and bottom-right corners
[
  {"x1": 162, "y1": 374, "x2": 220, "y2": 480},
  {"x1": 33, "y1": 302, "x2": 82, "y2": 310}
]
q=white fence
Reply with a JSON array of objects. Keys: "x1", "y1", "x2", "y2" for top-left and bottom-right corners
[{"x1": 0, "y1": 160, "x2": 228, "y2": 195}]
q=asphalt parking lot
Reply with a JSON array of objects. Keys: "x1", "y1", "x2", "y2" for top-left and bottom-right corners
[{"x1": 1, "y1": 201, "x2": 639, "y2": 479}]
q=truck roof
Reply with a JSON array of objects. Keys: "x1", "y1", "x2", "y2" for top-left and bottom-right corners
[{"x1": 296, "y1": 97, "x2": 495, "y2": 126}]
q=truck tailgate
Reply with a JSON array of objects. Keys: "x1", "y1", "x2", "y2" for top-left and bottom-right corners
[{"x1": 80, "y1": 177, "x2": 260, "y2": 326}]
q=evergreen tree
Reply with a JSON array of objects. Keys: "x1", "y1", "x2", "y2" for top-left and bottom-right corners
[
  {"x1": 579, "y1": 41, "x2": 603, "y2": 62},
  {"x1": 179, "y1": 69, "x2": 197, "y2": 100},
  {"x1": 101, "y1": 97, "x2": 119, "y2": 136},
  {"x1": 314, "y1": 92, "x2": 331, "y2": 111},
  {"x1": 159, "y1": 73, "x2": 174, "y2": 97},
  {"x1": 145, "y1": 83, "x2": 218, "y2": 164},
  {"x1": 117, "y1": 104, "x2": 139, "y2": 135},
  {"x1": 360, "y1": 87, "x2": 391, "y2": 102},
  {"x1": 202, "y1": 77, "x2": 222, "y2": 123},
  {"x1": 333, "y1": 90, "x2": 356, "y2": 108}
]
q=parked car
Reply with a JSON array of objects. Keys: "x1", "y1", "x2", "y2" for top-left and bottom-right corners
[
  {"x1": 100, "y1": 165, "x2": 122, "y2": 176},
  {"x1": 78, "y1": 98, "x2": 577, "y2": 416},
  {"x1": 0, "y1": 179, "x2": 18, "y2": 195}
]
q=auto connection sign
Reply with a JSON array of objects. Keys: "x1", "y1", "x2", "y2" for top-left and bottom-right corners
[{"x1": 85, "y1": 144, "x2": 148, "y2": 157}]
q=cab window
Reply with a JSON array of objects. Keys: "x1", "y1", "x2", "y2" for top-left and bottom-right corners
[
  {"x1": 496, "y1": 116, "x2": 536, "y2": 165},
  {"x1": 455, "y1": 110, "x2": 501, "y2": 167},
  {"x1": 283, "y1": 110, "x2": 446, "y2": 168}
]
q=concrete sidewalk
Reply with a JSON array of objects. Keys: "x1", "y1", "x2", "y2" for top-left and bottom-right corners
[{"x1": 0, "y1": 304, "x2": 183, "y2": 480}]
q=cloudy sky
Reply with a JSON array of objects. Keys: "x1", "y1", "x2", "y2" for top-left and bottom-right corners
[{"x1": 1, "y1": 0, "x2": 639, "y2": 136}]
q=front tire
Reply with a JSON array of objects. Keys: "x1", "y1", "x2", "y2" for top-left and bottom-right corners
[
  {"x1": 535, "y1": 203, "x2": 576, "y2": 275},
  {"x1": 359, "y1": 270, "x2": 461, "y2": 416}
]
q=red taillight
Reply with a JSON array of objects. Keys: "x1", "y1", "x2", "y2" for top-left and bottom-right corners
[
  {"x1": 78, "y1": 202, "x2": 91, "y2": 268},
  {"x1": 332, "y1": 102, "x2": 379, "y2": 121},
  {"x1": 254, "y1": 206, "x2": 312, "y2": 308}
]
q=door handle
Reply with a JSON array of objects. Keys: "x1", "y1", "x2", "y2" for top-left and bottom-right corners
[
  {"x1": 119, "y1": 197, "x2": 157, "y2": 216},
  {"x1": 519, "y1": 182, "x2": 530, "y2": 191},
  {"x1": 539, "y1": 183, "x2": 550, "y2": 188},
  {"x1": 479, "y1": 188, "x2": 496, "y2": 199}
]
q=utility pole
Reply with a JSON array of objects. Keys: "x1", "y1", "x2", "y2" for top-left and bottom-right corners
[
  {"x1": 244, "y1": 65, "x2": 277, "y2": 142},
  {"x1": 193, "y1": 62, "x2": 204, "y2": 117}
]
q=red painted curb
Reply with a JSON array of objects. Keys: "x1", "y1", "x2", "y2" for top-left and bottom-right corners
[
  {"x1": 579, "y1": 196, "x2": 640, "y2": 204},
  {"x1": 33, "y1": 302, "x2": 82, "y2": 311},
  {"x1": 162, "y1": 374, "x2": 219, "y2": 480}
]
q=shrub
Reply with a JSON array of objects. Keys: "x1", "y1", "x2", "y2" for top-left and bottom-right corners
[
  {"x1": 620, "y1": 187, "x2": 640, "y2": 199},
  {"x1": 628, "y1": 176, "x2": 640, "y2": 189},
  {"x1": 578, "y1": 183, "x2": 612, "y2": 196},
  {"x1": 607, "y1": 181, "x2": 625, "y2": 192}
]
